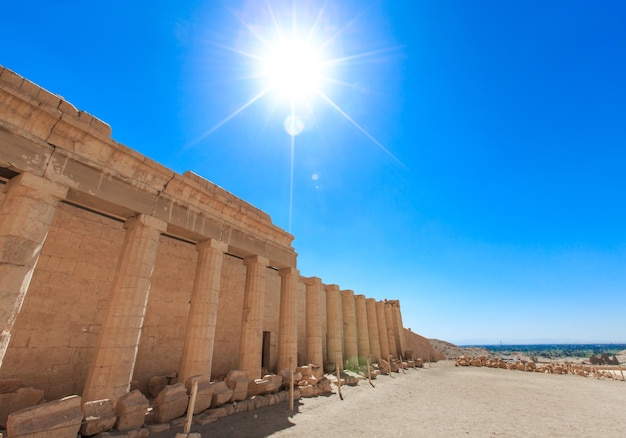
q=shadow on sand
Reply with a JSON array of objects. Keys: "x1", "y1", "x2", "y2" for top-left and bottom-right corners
[{"x1": 151, "y1": 393, "x2": 336, "y2": 438}]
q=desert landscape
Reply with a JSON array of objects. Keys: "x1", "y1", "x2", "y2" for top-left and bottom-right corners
[{"x1": 151, "y1": 353, "x2": 626, "y2": 437}]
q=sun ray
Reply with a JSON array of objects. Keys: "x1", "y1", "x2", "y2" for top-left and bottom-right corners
[
  {"x1": 266, "y1": 1, "x2": 285, "y2": 41},
  {"x1": 305, "y1": 0, "x2": 329, "y2": 45},
  {"x1": 323, "y1": 45, "x2": 404, "y2": 67},
  {"x1": 316, "y1": 90, "x2": 406, "y2": 168},
  {"x1": 188, "y1": 86, "x2": 273, "y2": 148},
  {"x1": 208, "y1": 41, "x2": 265, "y2": 62},
  {"x1": 316, "y1": 3, "x2": 374, "y2": 54}
]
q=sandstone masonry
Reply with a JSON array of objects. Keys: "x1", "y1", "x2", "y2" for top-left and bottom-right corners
[{"x1": 0, "y1": 66, "x2": 436, "y2": 429}]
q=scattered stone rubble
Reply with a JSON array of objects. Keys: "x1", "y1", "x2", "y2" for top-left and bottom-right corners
[
  {"x1": 589, "y1": 353, "x2": 620, "y2": 365},
  {"x1": 455, "y1": 355, "x2": 625, "y2": 381},
  {"x1": 0, "y1": 358, "x2": 429, "y2": 436}
]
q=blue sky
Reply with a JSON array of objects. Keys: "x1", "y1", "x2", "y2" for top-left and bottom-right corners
[{"x1": 2, "y1": 1, "x2": 625, "y2": 344}]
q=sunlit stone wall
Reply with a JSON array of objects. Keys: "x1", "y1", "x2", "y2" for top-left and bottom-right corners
[{"x1": 0, "y1": 65, "x2": 435, "y2": 401}]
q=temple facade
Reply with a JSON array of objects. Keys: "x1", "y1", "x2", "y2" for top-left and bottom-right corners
[{"x1": 0, "y1": 65, "x2": 434, "y2": 404}]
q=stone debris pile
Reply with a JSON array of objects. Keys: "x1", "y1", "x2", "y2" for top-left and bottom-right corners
[
  {"x1": 0, "y1": 366, "x2": 335, "y2": 437},
  {"x1": 455, "y1": 356, "x2": 625, "y2": 381},
  {"x1": 589, "y1": 353, "x2": 620, "y2": 365}
]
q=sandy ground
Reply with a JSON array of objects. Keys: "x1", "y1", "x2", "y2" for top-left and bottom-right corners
[{"x1": 155, "y1": 361, "x2": 626, "y2": 437}]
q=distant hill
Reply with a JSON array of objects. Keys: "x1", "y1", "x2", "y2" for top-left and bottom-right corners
[{"x1": 429, "y1": 339, "x2": 491, "y2": 359}]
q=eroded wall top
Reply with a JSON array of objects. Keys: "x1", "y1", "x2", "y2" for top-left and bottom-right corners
[{"x1": 0, "y1": 66, "x2": 295, "y2": 267}]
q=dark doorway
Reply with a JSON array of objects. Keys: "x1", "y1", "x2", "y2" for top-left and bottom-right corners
[{"x1": 262, "y1": 331, "x2": 271, "y2": 371}]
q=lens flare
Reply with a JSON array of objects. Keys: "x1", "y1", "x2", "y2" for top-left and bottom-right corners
[{"x1": 284, "y1": 114, "x2": 304, "y2": 136}]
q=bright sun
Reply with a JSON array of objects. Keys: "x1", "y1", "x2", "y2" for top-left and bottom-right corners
[
  {"x1": 197, "y1": 1, "x2": 403, "y2": 231},
  {"x1": 199, "y1": 1, "x2": 402, "y2": 164},
  {"x1": 262, "y1": 38, "x2": 326, "y2": 101}
]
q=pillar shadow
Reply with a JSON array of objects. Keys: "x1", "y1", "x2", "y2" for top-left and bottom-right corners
[{"x1": 152, "y1": 398, "x2": 307, "y2": 438}]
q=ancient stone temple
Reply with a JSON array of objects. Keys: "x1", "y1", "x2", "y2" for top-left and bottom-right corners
[{"x1": 0, "y1": 66, "x2": 434, "y2": 433}]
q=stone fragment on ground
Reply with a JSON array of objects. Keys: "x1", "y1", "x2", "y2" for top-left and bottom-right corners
[
  {"x1": 115, "y1": 390, "x2": 149, "y2": 431},
  {"x1": 210, "y1": 381, "x2": 233, "y2": 407},
  {"x1": 81, "y1": 398, "x2": 117, "y2": 436},
  {"x1": 148, "y1": 376, "x2": 169, "y2": 398},
  {"x1": 185, "y1": 374, "x2": 213, "y2": 414},
  {"x1": 0, "y1": 387, "x2": 45, "y2": 428},
  {"x1": 7, "y1": 394, "x2": 82, "y2": 438},
  {"x1": 225, "y1": 370, "x2": 248, "y2": 402},
  {"x1": 152, "y1": 383, "x2": 189, "y2": 424}
]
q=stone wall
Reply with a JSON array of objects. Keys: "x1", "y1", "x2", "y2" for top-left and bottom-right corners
[
  {"x1": 212, "y1": 255, "x2": 246, "y2": 379},
  {"x1": 1, "y1": 202, "x2": 125, "y2": 399},
  {"x1": 0, "y1": 65, "x2": 435, "y2": 403},
  {"x1": 133, "y1": 235, "x2": 196, "y2": 391}
]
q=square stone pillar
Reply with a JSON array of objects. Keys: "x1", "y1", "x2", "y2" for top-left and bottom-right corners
[
  {"x1": 277, "y1": 267, "x2": 299, "y2": 372},
  {"x1": 0, "y1": 173, "x2": 67, "y2": 367},
  {"x1": 303, "y1": 277, "x2": 323, "y2": 369},
  {"x1": 324, "y1": 284, "x2": 343, "y2": 371},
  {"x1": 366, "y1": 298, "x2": 382, "y2": 362},
  {"x1": 354, "y1": 294, "x2": 370, "y2": 365},
  {"x1": 375, "y1": 301, "x2": 390, "y2": 360},
  {"x1": 384, "y1": 301, "x2": 398, "y2": 359},
  {"x1": 341, "y1": 290, "x2": 358, "y2": 369},
  {"x1": 82, "y1": 214, "x2": 166, "y2": 402},
  {"x1": 391, "y1": 300, "x2": 407, "y2": 358},
  {"x1": 238, "y1": 255, "x2": 268, "y2": 381},
  {"x1": 178, "y1": 239, "x2": 228, "y2": 384}
]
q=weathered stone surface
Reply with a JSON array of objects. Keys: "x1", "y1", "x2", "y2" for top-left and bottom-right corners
[
  {"x1": 298, "y1": 384, "x2": 319, "y2": 398},
  {"x1": 0, "y1": 68, "x2": 418, "y2": 414},
  {"x1": 203, "y1": 407, "x2": 227, "y2": 419},
  {"x1": 247, "y1": 378, "x2": 278, "y2": 398},
  {"x1": 263, "y1": 374, "x2": 282, "y2": 392},
  {"x1": 152, "y1": 383, "x2": 189, "y2": 424},
  {"x1": 278, "y1": 369, "x2": 302, "y2": 386},
  {"x1": 115, "y1": 390, "x2": 148, "y2": 431},
  {"x1": 316, "y1": 378, "x2": 332, "y2": 394},
  {"x1": 222, "y1": 403, "x2": 235, "y2": 416},
  {"x1": 0, "y1": 378, "x2": 21, "y2": 394},
  {"x1": 7, "y1": 394, "x2": 82, "y2": 438},
  {"x1": 96, "y1": 428, "x2": 150, "y2": 438},
  {"x1": 194, "y1": 415, "x2": 219, "y2": 426},
  {"x1": 148, "y1": 376, "x2": 169, "y2": 398},
  {"x1": 263, "y1": 393, "x2": 278, "y2": 405},
  {"x1": 225, "y1": 370, "x2": 248, "y2": 402},
  {"x1": 147, "y1": 423, "x2": 170, "y2": 433},
  {"x1": 251, "y1": 395, "x2": 268, "y2": 409},
  {"x1": 0, "y1": 387, "x2": 45, "y2": 428},
  {"x1": 185, "y1": 374, "x2": 214, "y2": 414},
  {"x1": 81, "y1": 398, "x2": 116, "y2": 436},
  {"x1": 210, "y1": 381, "x2": 233, "y2": 408}
]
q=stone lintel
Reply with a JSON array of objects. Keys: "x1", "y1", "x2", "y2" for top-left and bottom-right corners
[
  {"x1": 324, "y1": 284, "x2": 340, "y2": 292},
  {"x1": 197, "y1": 238, "x2": 229, "y2": 253},
  {"x1": 125, "y1": 214, "x2": 167, "y2": 233},
  {"x1": 8, "y1": 172, "x2": 68, "y2": 200},
  {"x1": 0, "y1": 127, "x2": 54, "y2": 176},
  {"x1": 244, "y1": 255, "x2": 269, "y2": 267},
  {"x1": 278, "y1": 267, "x2": 299, "y2": 277},
  {"x1": 303, "y1": 276, "x2": 322, "y2": 286},
  {"x1": 1, "y1": 65, "x2": 297, "y2": 271}
]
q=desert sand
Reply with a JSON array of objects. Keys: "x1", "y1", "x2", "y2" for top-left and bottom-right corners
[{"x1": 153, "y1": 360, "x2": 626, "y2": 437}]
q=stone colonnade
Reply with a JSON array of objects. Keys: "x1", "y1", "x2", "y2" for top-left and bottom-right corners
[{"x1": 0, "y1": 66, "x2": 412, "y2": 404}]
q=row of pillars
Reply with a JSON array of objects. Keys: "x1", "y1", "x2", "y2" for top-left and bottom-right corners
[
  {"x1": 0, "y1": 173, "x2": 301, "y2": 402},
  {"x1": 307, "y1": 280, "x2": 406, "y2": 372},
  {"x1": 0, "y1": 172, "x2": 407, "y2": 405}
]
